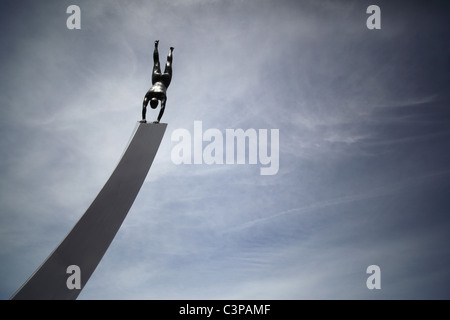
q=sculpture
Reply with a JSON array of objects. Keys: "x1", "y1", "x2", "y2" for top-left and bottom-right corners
[{"x1": 141, "y1": 40, "x2": 174, "y2": 123}]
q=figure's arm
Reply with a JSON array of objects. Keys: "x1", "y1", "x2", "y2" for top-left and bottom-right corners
[
  {"x1": 155, "y1": 97, "x2": 166, "y2": 123},
  {"x1": 141, "y1": 94, "x2": 149, "y2": 122},
  {"x1": 143, "y1": 94, "x2": 149, "y2": 108}
]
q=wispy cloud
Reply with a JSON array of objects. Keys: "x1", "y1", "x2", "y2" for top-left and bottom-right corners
[{"x1": 223, "y1": 169, "x2": 450, "y2": 234}]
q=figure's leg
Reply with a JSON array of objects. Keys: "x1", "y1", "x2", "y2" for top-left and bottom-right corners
[
  {"x1": 153, "y1": 40, "x2": 161, "y2": 75},
  {"x1": 163, "y1": 47, "x2": 174, "y2": 75}
]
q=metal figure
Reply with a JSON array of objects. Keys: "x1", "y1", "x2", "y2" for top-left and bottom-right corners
[{"x1": 141, "y1": 40, "x2": 174, "y2": 123}]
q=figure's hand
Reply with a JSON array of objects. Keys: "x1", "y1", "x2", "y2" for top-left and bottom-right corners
[
  {"x1": 170, "y1": 47, "x2": 174, "y2": 51},
  {"x1": 155, "y1": 40, "x2": 159, "y2": 47}
]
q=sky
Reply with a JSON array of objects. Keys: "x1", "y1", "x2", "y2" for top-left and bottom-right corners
[{"x1": 0, "y1": 0, "x2": 449, "y2": 299}]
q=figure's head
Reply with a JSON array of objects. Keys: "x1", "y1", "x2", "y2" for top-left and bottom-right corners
[{"x1": 150, "y1": 98, "x2": 159, "y2": 109}]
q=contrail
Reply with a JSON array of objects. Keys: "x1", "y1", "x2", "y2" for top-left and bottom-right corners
[{"x1": 224, "y1": 169, "x2": 450, "y2": 234}]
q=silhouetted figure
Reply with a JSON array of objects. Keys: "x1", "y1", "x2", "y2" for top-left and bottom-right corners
[{"x1": 141, "y1": 40, "x2": 174, "y2": 123}]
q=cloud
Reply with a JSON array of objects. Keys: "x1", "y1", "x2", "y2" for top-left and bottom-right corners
[{"x1": 223, "y1": 168, "x2": 450, "y2": 234}]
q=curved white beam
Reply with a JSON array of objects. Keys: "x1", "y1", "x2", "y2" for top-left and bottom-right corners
[{"x1": 11, "y1": 122, "x2": 167, "y2": 300}]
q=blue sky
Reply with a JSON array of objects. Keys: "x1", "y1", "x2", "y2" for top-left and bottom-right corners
[{"x1": 1, "y1": 0, "x2": 449, "y2": 299}]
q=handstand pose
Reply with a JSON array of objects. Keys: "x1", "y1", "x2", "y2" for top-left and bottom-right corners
[{"x1": 141, "y1": 40, "x2": 174, "y2": 123}]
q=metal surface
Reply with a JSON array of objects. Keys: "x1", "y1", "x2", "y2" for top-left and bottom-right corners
[{"x1": 11, "y1": 122, "x2": 167, "y2": 300}]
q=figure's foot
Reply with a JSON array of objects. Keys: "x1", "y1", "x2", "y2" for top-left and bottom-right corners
[
  {"x1": 153, "y1": 120, "x2": 160, "y2": 124},
  {"x1": 139, "y1": 119, "x2": 147, "y2": 123}
]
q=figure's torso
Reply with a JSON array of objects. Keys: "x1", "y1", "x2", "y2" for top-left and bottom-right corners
[
  {"x1": 149, "y1": 82, "x2": 167, "y2": 94},
  {"x1": 147, "y1": 82, "x2": 166, "y2": 101}
]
